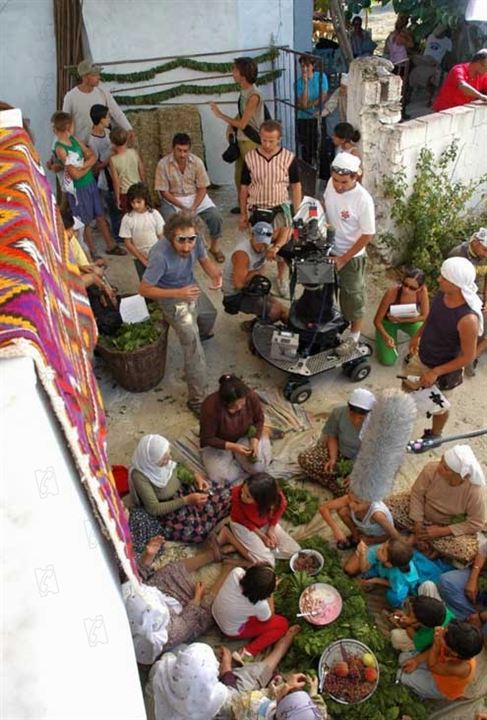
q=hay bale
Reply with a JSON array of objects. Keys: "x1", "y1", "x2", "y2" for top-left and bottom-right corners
[{"x1": 127, "y1": 105, "x2": 205, "y2": 205}]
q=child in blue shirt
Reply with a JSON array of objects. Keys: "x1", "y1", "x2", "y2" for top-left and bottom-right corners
[{"x1": 346, "y1": 539, "x2": 418, "y2": 607}]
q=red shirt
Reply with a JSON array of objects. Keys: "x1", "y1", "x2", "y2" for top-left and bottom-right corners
[
  {"x1": 433, "y1": 63, "x2": 487, "y2": 112},
  {"x1": 230, "y1": 484, "x2": 287, "y2": 530}
]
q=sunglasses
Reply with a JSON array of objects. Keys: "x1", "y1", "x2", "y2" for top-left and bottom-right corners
[
  {"x1": 175, "y1": 234, "x2": 197, "y2": 243},
  {"x1": 331, "y1": 166, "x2": 353, "y2": 176},
  {"x1": 255, "y1": 229, "x2": 273, "y2": 238}
]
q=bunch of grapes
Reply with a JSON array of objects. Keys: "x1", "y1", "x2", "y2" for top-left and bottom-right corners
[{"x1": 324, "y1": 655, "x2": 374, "y2": 704}]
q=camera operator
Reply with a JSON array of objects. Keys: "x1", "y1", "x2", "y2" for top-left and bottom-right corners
[
  {"x1": 239, "y1": 120, "x2": 302, "y2": 298},
  {"x1": 222, "y1": 221, "x2": 289, "y2": 324},
  {"x1": 323, "y1": 152, "x2": 375, "y2": 355}
]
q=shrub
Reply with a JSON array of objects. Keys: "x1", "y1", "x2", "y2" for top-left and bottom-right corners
[{"x1": 381, "y1": 141, "x2": 487, "y2": 290}]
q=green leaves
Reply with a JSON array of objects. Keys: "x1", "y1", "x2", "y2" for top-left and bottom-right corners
[
  {"x1": 275, "y1": 535, "x2": 428, "y2": 719},
  {"x1": 282, "y1": 483, "x2": 319, "y2": 526},
  {"x1": 381, "y1": 141, "x2": 487, "y2": 291},
  {"x1": 99, "y1": 301, "x2": 163, "y2": 352}
]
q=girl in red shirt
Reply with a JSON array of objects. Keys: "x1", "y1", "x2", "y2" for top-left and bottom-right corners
[{"x1": 229, "y1": 473, "x2": 300, "y2": 567}]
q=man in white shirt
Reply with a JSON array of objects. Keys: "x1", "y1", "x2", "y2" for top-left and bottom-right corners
[
  {"x1": 63, "y1": 59, "x2": 134, "y2": 145},
  {"x1": 409, "y1": 26, "x2": 453, "y2": 95},
  {"x1": 323, "y1": 152, "x2": 375, "y2": 355}
]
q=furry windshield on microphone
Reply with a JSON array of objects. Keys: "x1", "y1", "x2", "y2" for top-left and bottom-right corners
[{"x1": 349, "y1": 389, "x2": 417, "y2": 502}]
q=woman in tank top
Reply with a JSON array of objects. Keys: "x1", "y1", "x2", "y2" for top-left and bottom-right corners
[
  {"x1": 211, "y1": 57, "x2": 265, "y2": 210},
  {"x1": 374, "y1": 267, "x2": 429, "y2": 366}
]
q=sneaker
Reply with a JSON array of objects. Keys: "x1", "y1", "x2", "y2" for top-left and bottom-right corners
[
  {"x1": 335, "y1": 337, "x2": 358, "y2": 357},
  {"x1": 232, "y1": 649, "x2": 254, "y2": 666},
  {"x1": 420, "y1": 428, "x2": 441, "y2": 441},
  {"x1": 275, "y1": 277, "x2": 290, "y2": 300}
]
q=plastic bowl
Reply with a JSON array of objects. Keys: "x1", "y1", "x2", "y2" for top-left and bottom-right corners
[
  {"x1": 289, "y1": 549, "x2": 324, "y2": 577},
  {"x1": 298, "y1": 582, "x2": 342, "y2": 626},
  {"x1": 318, "y1": 639, "x2": 379, "y2": 705}
]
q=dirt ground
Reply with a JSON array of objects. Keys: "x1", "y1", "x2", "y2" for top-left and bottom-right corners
[{"x1": 96, "y1": 184, "x2": 487, "y2": 490}]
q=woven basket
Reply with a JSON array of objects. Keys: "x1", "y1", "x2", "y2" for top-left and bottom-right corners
[{"x1": 97, "y1": 325, "x2": 168, "y2": 392}]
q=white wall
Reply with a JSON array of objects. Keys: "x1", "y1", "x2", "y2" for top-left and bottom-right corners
[
  {"x1": 1, "y1": 357, "x2": 146, "y2": 720},
  {"x1": 82, "y1": 0, "x2": 296, "y2": 184},
  {"x1": 0, "y1": 0, "x2": 57, "y2": 169}
]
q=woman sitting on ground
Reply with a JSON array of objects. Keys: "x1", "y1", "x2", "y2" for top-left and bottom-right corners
[
  {"x1": 374, "y1": 268, "x2": 429, "y2": 366},
  {"x1": 128, "y1": 434, "x2": 231, "y2": 553},
  {"x1": 386, "y1": 444, "x2": 486, "y2": 563},
  {"x1": 123, "y1": 535, "x2": 234, "y2": 664},
  {"x1": 298, "y1": 388, "x2": 376, "y2": 495},
  {"x1": 200, "y1": 374, "x2": 274, "y2": 485}
]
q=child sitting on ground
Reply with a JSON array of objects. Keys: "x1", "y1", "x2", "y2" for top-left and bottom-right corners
[
  {"x1": 389, "y1": 593, "x2": 455, "y2": 652},
  {"x1": 397, "y1": 621, "x2": 482, "y2": 700},
  {"x1": 319, "y1": 490, "x2": 401, "y2": 549},
  {"x1": 52, "y1": 111, "x2": 124, "y2": 257},
  {"x1": 212, "y1": 563, "x2": 289, "y2": 665},
  {"x1": 228, "y1": 473, "x2": 301, "y2": 566},
  {"x1": 345, "y1": 539, "x2": 418, "y2": 608},
  {"x1": 109, "y1": 128, "x2": 145, "y2": 214},
  {"x1": 119, "y1": 182, "x2": 165, "y2": 279}
]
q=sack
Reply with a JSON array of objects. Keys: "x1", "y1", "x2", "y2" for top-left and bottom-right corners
[
  {"x1": 437, "y1": 369, "x2": 463, "y2": 391},
  {"x1": 87, "y1": 286, "x2": 123, "y2": 336},
  {"x1": 222, "y1": 134, "x2": 240, "y2": 164}
]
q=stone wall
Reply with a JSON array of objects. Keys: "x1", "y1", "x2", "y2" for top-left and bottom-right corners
[{"x1": 347, "y1": 57, "x2": 487, "y2": 258}]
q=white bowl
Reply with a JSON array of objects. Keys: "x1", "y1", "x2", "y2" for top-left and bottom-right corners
[{"x1": 289, "y1": 549, "x2": 324, "y2": 576}]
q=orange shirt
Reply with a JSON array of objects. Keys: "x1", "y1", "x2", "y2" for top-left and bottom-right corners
[{"x1": 432, "y1": 645, "x2": 476, "y2": 700}]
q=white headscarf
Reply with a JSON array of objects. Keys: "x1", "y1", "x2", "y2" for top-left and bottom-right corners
[
  {"x1": 149, "y1": 643, "x2": 229, "y2": 720},
  {"x1": 122, "y1": 582, "x2": 171, "y2": 664},
  {"x1": 440, "y1": 257, "x2": 484, "y2": 336},
  {"x1": 130, "y1": 434, "x2": 176, "y2": 488},
  {"x1": 443, "y1": 444, "x2": 485, "y2": 486}
]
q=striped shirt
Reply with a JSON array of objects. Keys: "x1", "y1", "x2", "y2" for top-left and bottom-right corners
[{"x1": 241, "y1": 147, "x2": 299, "y2": 208}]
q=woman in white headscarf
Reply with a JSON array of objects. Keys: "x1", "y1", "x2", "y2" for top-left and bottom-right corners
[
  {"x1": 387, "y1": 444, "x2": 486, "y2": 563},
  {"x1": 128, "y1": 434, "x2": 231, "y2": 553}
]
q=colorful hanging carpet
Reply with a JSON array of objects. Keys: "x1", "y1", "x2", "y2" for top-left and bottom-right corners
[{"x1": 0, "y1": 125, "x2": 138, "y2": 582}]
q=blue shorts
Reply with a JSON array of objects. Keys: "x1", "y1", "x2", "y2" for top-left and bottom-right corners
[{"x1": 68, "y1": 181, "x2": 103, "y2": 225}]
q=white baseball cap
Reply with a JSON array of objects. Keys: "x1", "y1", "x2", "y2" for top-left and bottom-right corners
[{"x1": 349, "y1": 388, "x2": 376, "y2": 411}]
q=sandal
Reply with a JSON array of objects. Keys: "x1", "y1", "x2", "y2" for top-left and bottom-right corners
[
  {"x1": 336, "y1": 537, "x2": 358, "y2": 551},
  {"x1": 209, "y1": 247, "x2": 225, "y2": 263},
  {"x1": 106, "y1": 245, "x2": 127, "y2": 256}
]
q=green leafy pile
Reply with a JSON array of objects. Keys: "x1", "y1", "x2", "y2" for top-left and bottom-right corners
[
  {"x1": 275, "y1": 536, "x2": 428, "y2": 720},
  {"x1": 282, "y1": 483, "x2": 319, "y2": 526},
  {"x1": 99, "y1": 302, "x2": 163, "y2": 352}
]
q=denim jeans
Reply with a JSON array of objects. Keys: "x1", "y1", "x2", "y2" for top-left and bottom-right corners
[{"x1": 159, "y1": 197, "x2": 222, "y2": 240}]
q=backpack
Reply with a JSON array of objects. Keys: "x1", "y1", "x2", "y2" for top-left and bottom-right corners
[{"x1": 238, "y1": 94, "x2": 272, "y2": 144}]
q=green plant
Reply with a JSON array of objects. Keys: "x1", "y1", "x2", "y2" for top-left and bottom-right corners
[
  {"x1": 381, "y1": 141, "x2": 487, "y2": 290},
  {"x1": 275, "y1": 536, "x2": 429, "y2": 720},
  {"x1": 99, "y1": 302, "x2": 163, "y2": 352},
  {"x1": 282, "y1": 483, "x2": 319, "y2": 525}
]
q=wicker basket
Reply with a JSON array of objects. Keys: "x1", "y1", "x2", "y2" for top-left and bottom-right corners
[{"x1": 97, "y1": 325, "x2": 168, "y2": 392}]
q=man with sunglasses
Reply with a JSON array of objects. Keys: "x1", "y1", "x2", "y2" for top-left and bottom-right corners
[
  {"x1": 139, "y1": 212, "x2": 222, "y2": 416},
  {"x1": 323, "y1": 151, "x2": 375, "y2": 356}
]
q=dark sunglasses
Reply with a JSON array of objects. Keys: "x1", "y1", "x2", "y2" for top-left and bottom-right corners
[
  {"x1": 331, "y1": 166, "x2": 353, "y2": 176},
  {"x1": 175, "y1": 234, "x2": 197, "y2": 243},
  {"x1": 255, "y1": 229, "x2": 273, "y2": 238}
]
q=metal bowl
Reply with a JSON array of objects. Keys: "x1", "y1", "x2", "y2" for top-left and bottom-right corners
[
  {"x1": 289, "y1": 549, "x2": 324, "y2": 577},
  {"x1": 318, "y1": 639, "x2": 379, "y2": 705}
]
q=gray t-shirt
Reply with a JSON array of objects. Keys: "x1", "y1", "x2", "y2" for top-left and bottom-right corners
[
  {"x1": 321, "y1": 405, "x2": 361, "y2": 459},
  {"x1": 143, "y1": 236, "x2": 206, "y2": 288}
]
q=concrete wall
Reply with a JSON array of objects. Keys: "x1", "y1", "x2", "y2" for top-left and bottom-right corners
[
  {"x1": 82, "y1": 0, "x2": 297, "y2": 185},
  {"x1": 347, "y1": 57, "x2": 487, "y2": 255},
  {"x1": 2, "y1": 357, "x2": 145, "y2": 720},
  {"x1": 0, "y1": 0, "x2": 56, "y2": 169}
]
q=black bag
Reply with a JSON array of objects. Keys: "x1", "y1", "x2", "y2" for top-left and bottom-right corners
[
  {"x1": 222, "y1": 134, "x2": 240, "y2": 164},
  {"x1": 87, "y1": 286, "x2": 123, "y2": 336},
  {"x1": 223, "y1": 293, "x2": 243, "y2": 315},
  {"x1": 437, "y1": 369, "x2": 463, "y2": 391},
  {"x1": 239, "y1": 97, "x2": 272, "y2": 144}
]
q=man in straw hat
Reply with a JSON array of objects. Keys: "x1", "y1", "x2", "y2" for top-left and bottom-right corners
[
  {"x1": 403, "y1": 256, "x2": 482, "y2": 438},
  {"x1": 323, "y1": 150, "x2": 375, "y2": 356},
  {"x1": 63, "y1": 59, "x2": 134, "y2": 145}
]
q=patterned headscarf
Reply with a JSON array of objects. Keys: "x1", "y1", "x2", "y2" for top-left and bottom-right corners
[
  {"x1": 122, "y1": 582, "x2": 171, "y2": 664},
  {"x1": 150, "y1": 643, "x2": 229, "y2": 720}
]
